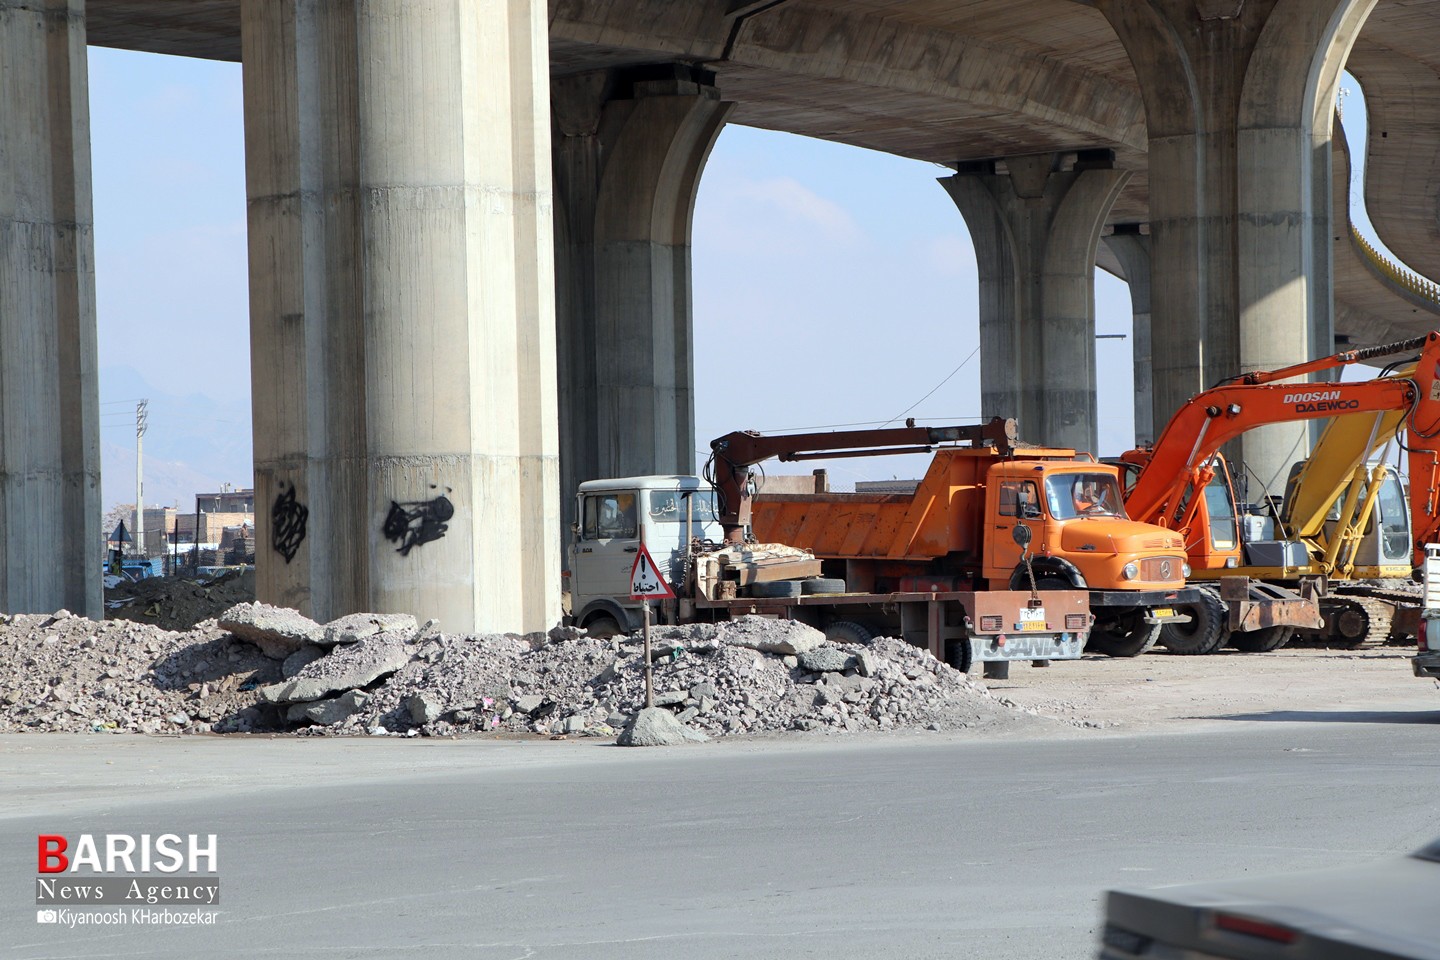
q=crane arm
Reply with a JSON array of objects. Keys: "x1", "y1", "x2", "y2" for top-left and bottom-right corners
[
  {"x1": 1128, "y1": 379, "x2": 1417, "y2": 527},
  {"x1": 708, "y1": 417, "x2": 1018, "y2": 544},
  {"x1": 1128, "y1": 332, "x2": 1440, "y2": 566}
]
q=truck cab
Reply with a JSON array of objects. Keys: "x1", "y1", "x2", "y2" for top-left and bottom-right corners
[
  {"x1": 984, "y1": 459, "x2": 1189, "y2": 592},
  {"x1": 567, "y1": 475, "x2": 720, "y2": 636}
]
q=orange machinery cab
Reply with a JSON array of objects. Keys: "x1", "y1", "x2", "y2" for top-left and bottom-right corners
[
  {"x1": 984, "y1": 456, "x2": 1190, "y2": 591},
  {"x1": 1113, "y1": 450, "x2": 1243, "y2": 574}
]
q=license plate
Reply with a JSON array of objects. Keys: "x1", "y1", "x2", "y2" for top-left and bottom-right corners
[
  {"x1": 1018, "y1": 607, "x2": 1046, "y2": 622},
  {"x1": 1015, "y1": 620, "x2": 1049, "y2": 632},
  {"x1": 1152, "y1": 607, "x2": 1175, "y2": 618}
]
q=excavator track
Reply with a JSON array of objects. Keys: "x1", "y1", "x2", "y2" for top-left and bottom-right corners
[
  {"x1": 1335, "y1": 580, "x2": 1423, "y2": 644},
  {"x1": 1295, "y1": 595, "x2": 1394, "y2": 649}
]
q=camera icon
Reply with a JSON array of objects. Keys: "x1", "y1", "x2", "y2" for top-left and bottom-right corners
[{"x1": 36, "y1": 909, "x2": 58, "y2": 924}]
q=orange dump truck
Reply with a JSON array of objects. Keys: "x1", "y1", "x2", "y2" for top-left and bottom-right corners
[{"x1": 710, "y1": 419, "x2": 1201, "y2": 657}]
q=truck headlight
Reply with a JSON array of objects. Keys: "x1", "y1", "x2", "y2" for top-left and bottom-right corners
[
  {"x1": 1182, "y1": 562, "x2": 1192, "y2": 578},
  {"x1": 1122, "y1": 562, "x2": 1139, "y2": 580}
]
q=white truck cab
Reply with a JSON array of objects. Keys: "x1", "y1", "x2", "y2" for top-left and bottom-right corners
[{"x1": 567, "y1": 475, "x2": 720, "y2": 636}]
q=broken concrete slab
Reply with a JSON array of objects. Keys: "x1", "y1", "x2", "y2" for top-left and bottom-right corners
[
  {"x1": 257, "y1": 630, "x2": 412, "y2": 704},
  {"x1": 218, "y1": 602, "x2": 322, "y2": 660},
  {"x1": 406, "y1": 692, "x2": 443, "y2": 725},
  {"x1": 316, "y1": 612, "x2": 419, "y2": 648},
  {"x1": 281, "y1": 644, "x2": 326, "y2": 679},
  {"x1": 285, "y1": 690, "x2": 370, "y2": 726},
  {"x1": 616, "y1": 706, "x2": 707, "y2": 746},
  {"x1": 797, "y1": 646, "x2": 854, "y2": 673},
  {"x1": 718, "y1": 616, "x2": 825, "y2": 656}
]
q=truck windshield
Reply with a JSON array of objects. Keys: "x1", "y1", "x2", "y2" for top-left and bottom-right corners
[
  {"x1": 1045, "y1": 474, "x2": 1127, "y2": 520},
  {"x1": 647, "y1": 490, "x2": 718, "y2": 526}
]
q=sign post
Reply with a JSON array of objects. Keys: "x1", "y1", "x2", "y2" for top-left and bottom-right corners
[{"x1": 629, "y1": 529, "x2": 675, "y2": 709}]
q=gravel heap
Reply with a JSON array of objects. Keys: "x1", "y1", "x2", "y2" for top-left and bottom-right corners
[{"x1": 0, "y1": 605, "x2": 1061, "y2": 740}]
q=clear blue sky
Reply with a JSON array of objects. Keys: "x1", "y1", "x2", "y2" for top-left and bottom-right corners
[{"x1": 84, "y1": 50, "x2": 1388, "y2": 507}]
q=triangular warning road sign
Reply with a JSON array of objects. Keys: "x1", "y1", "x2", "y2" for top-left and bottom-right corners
[
  {"x1": 629, "y1": 542, "x2": 675, "y2": 600},
  {"x1": 110, "y1": 520, "x2": 132, "y2": 544}
]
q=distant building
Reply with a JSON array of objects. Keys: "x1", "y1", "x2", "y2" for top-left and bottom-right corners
[
  {"x1": 196, "y1": 484, "x2": 255, "y2": 515},
  {"x1": 123, "y1": 485, "x2": 256, "y2": 561}
]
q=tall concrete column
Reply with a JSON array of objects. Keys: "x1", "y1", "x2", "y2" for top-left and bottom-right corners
[
  {"x1": 1096, "y1": 0, "x2": 1377, "y2": 496},
  {"x1": 552, "y1": 65, "x2": 731, "y2": 533},
  {"x1": 242, "y1": 0, "x2": 559, "y2": 633},
  {"x1": 0, "y1": 0, "x2": 99, "y2": 618},
  {"x1": 940, "y1": 153, "x2": 1131, "y2": 453},
  {"x1": 1103, "y1": 226, "x2": 1154, "y2": 446}
]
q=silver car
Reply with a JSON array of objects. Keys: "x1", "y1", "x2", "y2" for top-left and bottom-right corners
[{"x1": 1098, "y1": 838, "x2": 1440, "y2": 959}]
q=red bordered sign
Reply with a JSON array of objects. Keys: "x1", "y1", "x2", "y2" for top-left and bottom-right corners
[{"x1": 629, "y1": 542, "x2": 676, "y2": 600}]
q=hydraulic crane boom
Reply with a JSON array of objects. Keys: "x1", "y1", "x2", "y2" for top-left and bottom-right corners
[
  {"x1": 1127, "y1": 332, "x2": 1440, "y2": 569},
  {"x1": 708, "y1": 417, "x2": 1019, "y2": 543}
]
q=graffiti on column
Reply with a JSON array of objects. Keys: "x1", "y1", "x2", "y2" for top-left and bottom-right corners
[
  {"x1": 272, "y1": 482, "x2": 309, "y2": 563},
  {"x1": 382, "y1": 488, "x2": 454, "y2": 556}
]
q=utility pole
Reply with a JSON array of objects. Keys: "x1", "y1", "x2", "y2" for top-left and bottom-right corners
[{"x1": 135, "y1": 400, "x2": 148, "y2": 561}]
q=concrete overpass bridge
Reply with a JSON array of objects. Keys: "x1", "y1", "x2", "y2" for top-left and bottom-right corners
[{"x1": 3, "y1": 0, "x2": 1438, "y2": 632}]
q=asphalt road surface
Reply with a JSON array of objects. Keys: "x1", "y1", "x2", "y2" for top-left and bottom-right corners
[{"x1": 4, "y1": 720, "x2": 1439, "y2": 959}]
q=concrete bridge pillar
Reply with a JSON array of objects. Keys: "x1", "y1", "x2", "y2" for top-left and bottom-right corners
[
  {"x1": 1103, "y1": 226, "x2": 1154, "y2": 447},
  {"x1": 241, "y1": 0, "x2": 560, "y2": 633},
  {"x1": 1096, "y1": 0, "x2": 1377, "y2": 497},
  {"x1": 0, "y1": 0, "x2": 100, "y2": 618},
  {"x1": 940, "y1": 153, "x2": 1131, "y2": 454},
  {"x1": 551, "y1": 65, "x2": 732, "y2": 533}
]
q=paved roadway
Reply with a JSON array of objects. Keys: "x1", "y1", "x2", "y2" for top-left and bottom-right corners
[{"x1": 3, "y1": 718, "x2": 1439, "y2": 959}]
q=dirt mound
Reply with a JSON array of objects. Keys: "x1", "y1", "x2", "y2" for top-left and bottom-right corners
[{"x1": 105, "y1": 570, "x2": 255, "y2": 632}]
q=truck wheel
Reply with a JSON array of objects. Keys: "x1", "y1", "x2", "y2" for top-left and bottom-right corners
[
  {"x1": 802, "y1": 578, "x2": 847, "y2": 595},
  {"x1": 1158, "y1": 588, "x2": 1229, "y2": 655},
  {"x1": 749, "y1": 580, "x2": 802, "y2": 599},
  {"x1": 583, "y1": 615, "x2": 623, "y2": 639},
  {"x1": 943, "y1": 637, "x2": 973, "y2": 674},
  {"x1": 824, "y1": 621, "x2": 873, "y2": 645},
  {"x1": 1229, "y1": 625, "x2": 1294, "y2": 652},
  {"x1": 1088, "y1": 610, "x2": 1162, "y2": 657}
]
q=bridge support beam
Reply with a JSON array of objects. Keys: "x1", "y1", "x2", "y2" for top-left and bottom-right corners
[
  {"x1": 0, "y1": 0, "x2": 100, "y2": 618},
  {"x1": 241, "y1": 0, "x2": 559, "y2": 633},
  {"x1": 1103, "y1": 226, "x2": 1154, "y2": 447},
  {"x1": 941, "y1": 153, "x2": 1130, "y2": 454},
  {"x1": 1097, "y1": 0, "x2": 1377, "y2": 497},
  {"x1": 551, "y1": 65, "x2": 731, "y2": 533}
]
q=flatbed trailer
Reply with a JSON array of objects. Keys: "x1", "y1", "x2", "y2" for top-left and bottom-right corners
[{"x1": 678, "y1": 587, "x2": 1092, "y2": 675}]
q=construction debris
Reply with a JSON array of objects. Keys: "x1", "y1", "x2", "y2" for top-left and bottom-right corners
[{"x1": 0, "y1": 607, "x2": 1063, "y2": 740}]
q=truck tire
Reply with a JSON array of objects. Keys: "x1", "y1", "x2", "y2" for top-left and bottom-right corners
[
  {"x1": 943, "y1": 637, "x2": 973, "y2": 674},
  {"x1": 749, "y1": 580, "x2": 802, "y2": 599},
  {"x1": 1088, "y1": 610, "x2": 1162, "y2": 657},
  {"x1": 1229, "y1": 625, "x2": 1295, "y2": 653},
  {"x1": 801, "y1": 578, "x2": 847, "y2": 595},
  {"x1": 583, "y1": 615, "x2": 623, "y2": 639},
  {"x1": 825, "y1": 621, "x2": 873, "y2": 645},
  {"x1": 1158, "y1": 587, "x2": 1229, "y2": 655}
]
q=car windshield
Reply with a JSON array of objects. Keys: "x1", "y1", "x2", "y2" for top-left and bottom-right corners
[{"x1": 1045, "y1": 473, "x2": 1127, "y2": 520}]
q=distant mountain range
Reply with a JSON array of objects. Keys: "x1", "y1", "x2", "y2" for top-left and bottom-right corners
[{"x1": 100, "y1": 365, "x2": 253, "y2": 512}]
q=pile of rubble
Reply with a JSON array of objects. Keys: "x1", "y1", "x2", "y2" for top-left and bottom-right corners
[
  {"x1": 104, "y1": 570, "x2": 256, "y2": 632},
  {"x1": 0, "y1": 604, "x2": 1062, "y2": 741}
]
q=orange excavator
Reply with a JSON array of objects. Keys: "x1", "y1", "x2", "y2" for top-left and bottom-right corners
[{"x1": 1118, "y1": 332, "x2": 1440, "y2": 652}]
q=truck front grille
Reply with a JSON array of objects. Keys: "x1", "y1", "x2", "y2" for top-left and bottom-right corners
[{"x1": 1140, "y1": 556, "x2": 1184, "y2": 581}]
